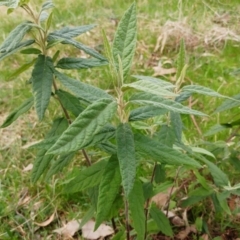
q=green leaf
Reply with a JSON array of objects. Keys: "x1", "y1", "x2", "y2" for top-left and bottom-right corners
[
  {"x1": 45, "y1": 152, "x2": 75, "y2": 180},
  {"x1": 46, "y1": 117, "x2": 69, "y2": 137},
  {"x1": 129, "y1": 180, "x2": 145, "y2": 240},
  {"x1": 63, "y1": 160, "x2": 107, "y2": 193},
  {"x1": 129, "y1": 106, "x2": 168, "y2": 121},
  {"x1": 133, "y1": 75, "x2": 174, "y2": 89},
  {"x1": 46, "y1": 11, "x2": 53, "y2": 31},
  {"x1": 79, "y1": 207, "x2": 95, "y2": 228},
  {"x1": 150, "y1": 205, "x2": 173, "y2": 237},
  {"x1": 97, "y1": 142, "x2": 116, "y2": 154},
  {"x1": 56, "y1": 89, "x2": 84, "y2": 117},
  {"x1": 170, "y1": 112, "x2": 182, "y2": 142},
  {"x1": 56, "y1": 57, "x2": 108, "y2": 69},
  {"x1": 32, "y1": 149, "x2": 54, "y2": 183},
  {"x1": 47, "y1": 29, "x2": 106, "y2": 60},
  {"x1": 1, "y1": 97, "x2": 33, "y2": 128},
  {"x1": 112, "y1": 2, "x2": 137, "y2": 77},
  {"x1": 178, "y1": 144, "x2": 229, "y2": 187},
  {"x1": 182, "y1": 85, "x2": 228, "y2": 98},
  {"x1": 20, "y1": 48, "x2": 42, "y2": 54},
  {"x1": 48, "y1": 25, "x2": 96, "y2": 39},
  {"x1": 181, "y1": 187, "x2": 213, "y2": 207},
  {"x1": 122, "y1": 80, "x2": 177, "y2": 97},
  {"x1": 41, "y1": 0, "x2": 54, "y2": 11},
  {"x1": 32, "y1": 55, "x2": 54, "y2": 120},
  {"x1": 204, "y1": 124, "x2": 228, "y2": 137},
  {"x1": 47, "y1": 98, "x2": 117, "y2": 155},
  {"x1": 176, "y1": 39, "x2": 185, "y2": 81},
  {"x1": 0, "y1": 22, "x2": 32, "y2": 52},
  {"x1": 0, "y1": 39, "x2": 35, "y2": 61},
  {"x1": 6, "y1": 58, "x2": 36, "y2": 81},
  {"x1": 135, "y1": 133, "x2": 201, "y2": 168},
  {"x1": 130, "y1": 92, "x2": 207, "y2": 116},
  {"x1": 54, "y1": 70, "x2": 112, "y2": 102},
  {"x1": 116, "y1": 123, "x2": 136, "y2": 196},
  {"x1": 216, "y1": 192, "x2": 231, "y2": 215},
  {"x1": 0, "y1": 0, "x2": 19, "y2": 8},
  {"x1": 95, "y1": 155, "x2": 121, "y2": 229},
  {"x1": 157, "y1": 125, "x2": 175, "y2": 147},
  {"x1": 214, "y1": 93, "x2": 240, "y2": 113}
]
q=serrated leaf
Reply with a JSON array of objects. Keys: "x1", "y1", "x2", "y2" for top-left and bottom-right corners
[
  {"x1": 48, "y1": 25, "x2": 96, "y2": 39},
  {"x1": 157, "y1": 125, "x2": 175, "y2": 147},
  {"x1": 0, "y1": 39, "x2": 35, "y2": 61},
  {"x1": 56, "y1": 57, "x2": 108, "y2": 69},
  {"x1": 0, "y1": 22, "x2": 32, "y2": 53},
  {"x1": 97, "y1": 142, "x2": 116, "y2": 154},
  {"x1": 28, "y1": 136, "x2": 58, "y2": 150},
  {"x1": 32, "y1": 55, "x2": 54, "y2": 120},
  {"x1": 150, "y1": 205, "x2": 173, "y2": 237},
  {"x1": 46, "y1": 11, "x2": 53, "y2": 31},
  {"x1": 132, "y1": 75, "x2": 174, "y2": 89},
  {"x1": 170, "y1": 112, "x2": 183, "y2": 142},
  {"x1": 95, "y1": 155, "x2": 121, "y2": 229},
  {"x1": 45, "y1": 152, "x2": 75, "y2": 180},
  {"x1": 56, "y1": 89, "x2": 84, "y2": 117},
  {"x1": 47, "y1": 28, "x2": 106, "y2": 60},
  {"x1": 41, "y1": 0, "x2": 54, "y2": 11},
  {"x1": 129, "y1": 180, "x2": 145, "y2": 240},
  {"x1": 47, "y1": 98, "x2": 117, "y2": 155},
  {"x1": 129, "y1": 106, "x2": 168, "y2": 122},
  {"x1": 214, "y1": 93, "x2": 240, "y2": 113},
  {"x1": 178, "y1": 144, "x2": 229, "y2": 187},
  {"x1": 54, "y1": 70, "x2": 112, "y2": 103},
  {"x1": 1, "y1": 97, "x2": 33, "y2": 128},
  {"x1": 112, "y1": 2, "x2": 137, "y2": 77},
  {"x1": 116, "y1": 123, "x2": 136, "y2": 196},
  {"x1": 32, "y1": 149, "x2": 54, "y2": 183},
  {"x1": 6, "y1": 58, "x2": 36, "y2": 81},
  {"x1": 0, "y1": 0, "x2": 19, "y2": 8},
  {"x1": 175, "y1": 91, "x2": 192, "y2": 103},
  {"x1": 64, "y1": 160, "x2": 107, "y2": 193},
  {"x1": 122, "y1": 80, "x2": 177, "y2": 97},
  {"x1": 130, "y1": 92, "x2": 207, "y2": 116},
  {"x1": 39, "y1": 11, "x2": 49, "y2": 22},
  {"x1": 47, "y1": 117, "x2": 69, "y2": 137},
  {"x1": 182, "y1": 85, "x2": 228, "y2": 98},
  {"x1": 20, "y1": 48, "x2": 41, "y2": 54},
  {"x1": 135, "y1": 133, "x2": 201, "y2": 168}
]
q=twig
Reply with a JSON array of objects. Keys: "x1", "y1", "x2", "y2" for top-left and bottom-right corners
[
  {"x1": 144, "y1": 163, "x2": 157, "y2": 239},
  {"x1": 165, "y1": 167, "x2": 181, "y2": 217},
  {"x1": 125, "y1": 199, "x2": 130, "y2": 240},
  {"x1": 188, "y1": 96, "x2": 203, "y2": 137}
]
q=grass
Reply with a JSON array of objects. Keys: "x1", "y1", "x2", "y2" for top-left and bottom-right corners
[{"x1": 1, "y1": 0, "x2": 240, "y2": 239}]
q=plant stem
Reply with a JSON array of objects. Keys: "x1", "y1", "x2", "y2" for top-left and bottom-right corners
[
  {"x1": 111, "y1": 218, "x2": 117, "y2": 234},
  {"x1": 144, "y1": 163, "x2": 157, "y2": 239},
  {"x1": 125, "y1": 199, "x2": 130, "y2": 240}
]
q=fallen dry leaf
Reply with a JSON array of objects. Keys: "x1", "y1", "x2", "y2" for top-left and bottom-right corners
[
  {"x1": 201, "y1": 234, "x2": 209, "y2": 240},
  {"x1": 82, "y1": 220, "x2": 114, "y2": 239},
  {"x1": 53, "y1": 219, "x2": 114, "y2": 239},
  {"x1": 153, "y1": 65, "x2": 176, "y2": 77},
  {"x1": 53, "y1": 219, "x2": 80, "y2": 238},
  {"x1": 23, "y1": 163, "x2": 33, "y2": 172},
  {"x1": 151, "y1": 187, "x2": 177, "y2": 208},
  {"x1": 17, "y1": 195, "x2": 31, "y2": 206},
  {"x1": 176, "y1": 225, "x2": 197, "y2": 239},
  {"x1": 35, "y1": 212, "x2": 55, "y2": 227}
]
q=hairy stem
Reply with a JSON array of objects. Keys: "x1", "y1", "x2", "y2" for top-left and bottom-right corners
[
  {"x1": 125, "y1": 199, "x2": 130, "y2": 240},
  {"x1": 144, "y1": 163, "x2": 157, "y2": 239}
]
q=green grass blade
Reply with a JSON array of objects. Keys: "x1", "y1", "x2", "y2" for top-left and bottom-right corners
[{"x1": 116, "y1": 123, "x2": 136, "y2": 197}]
